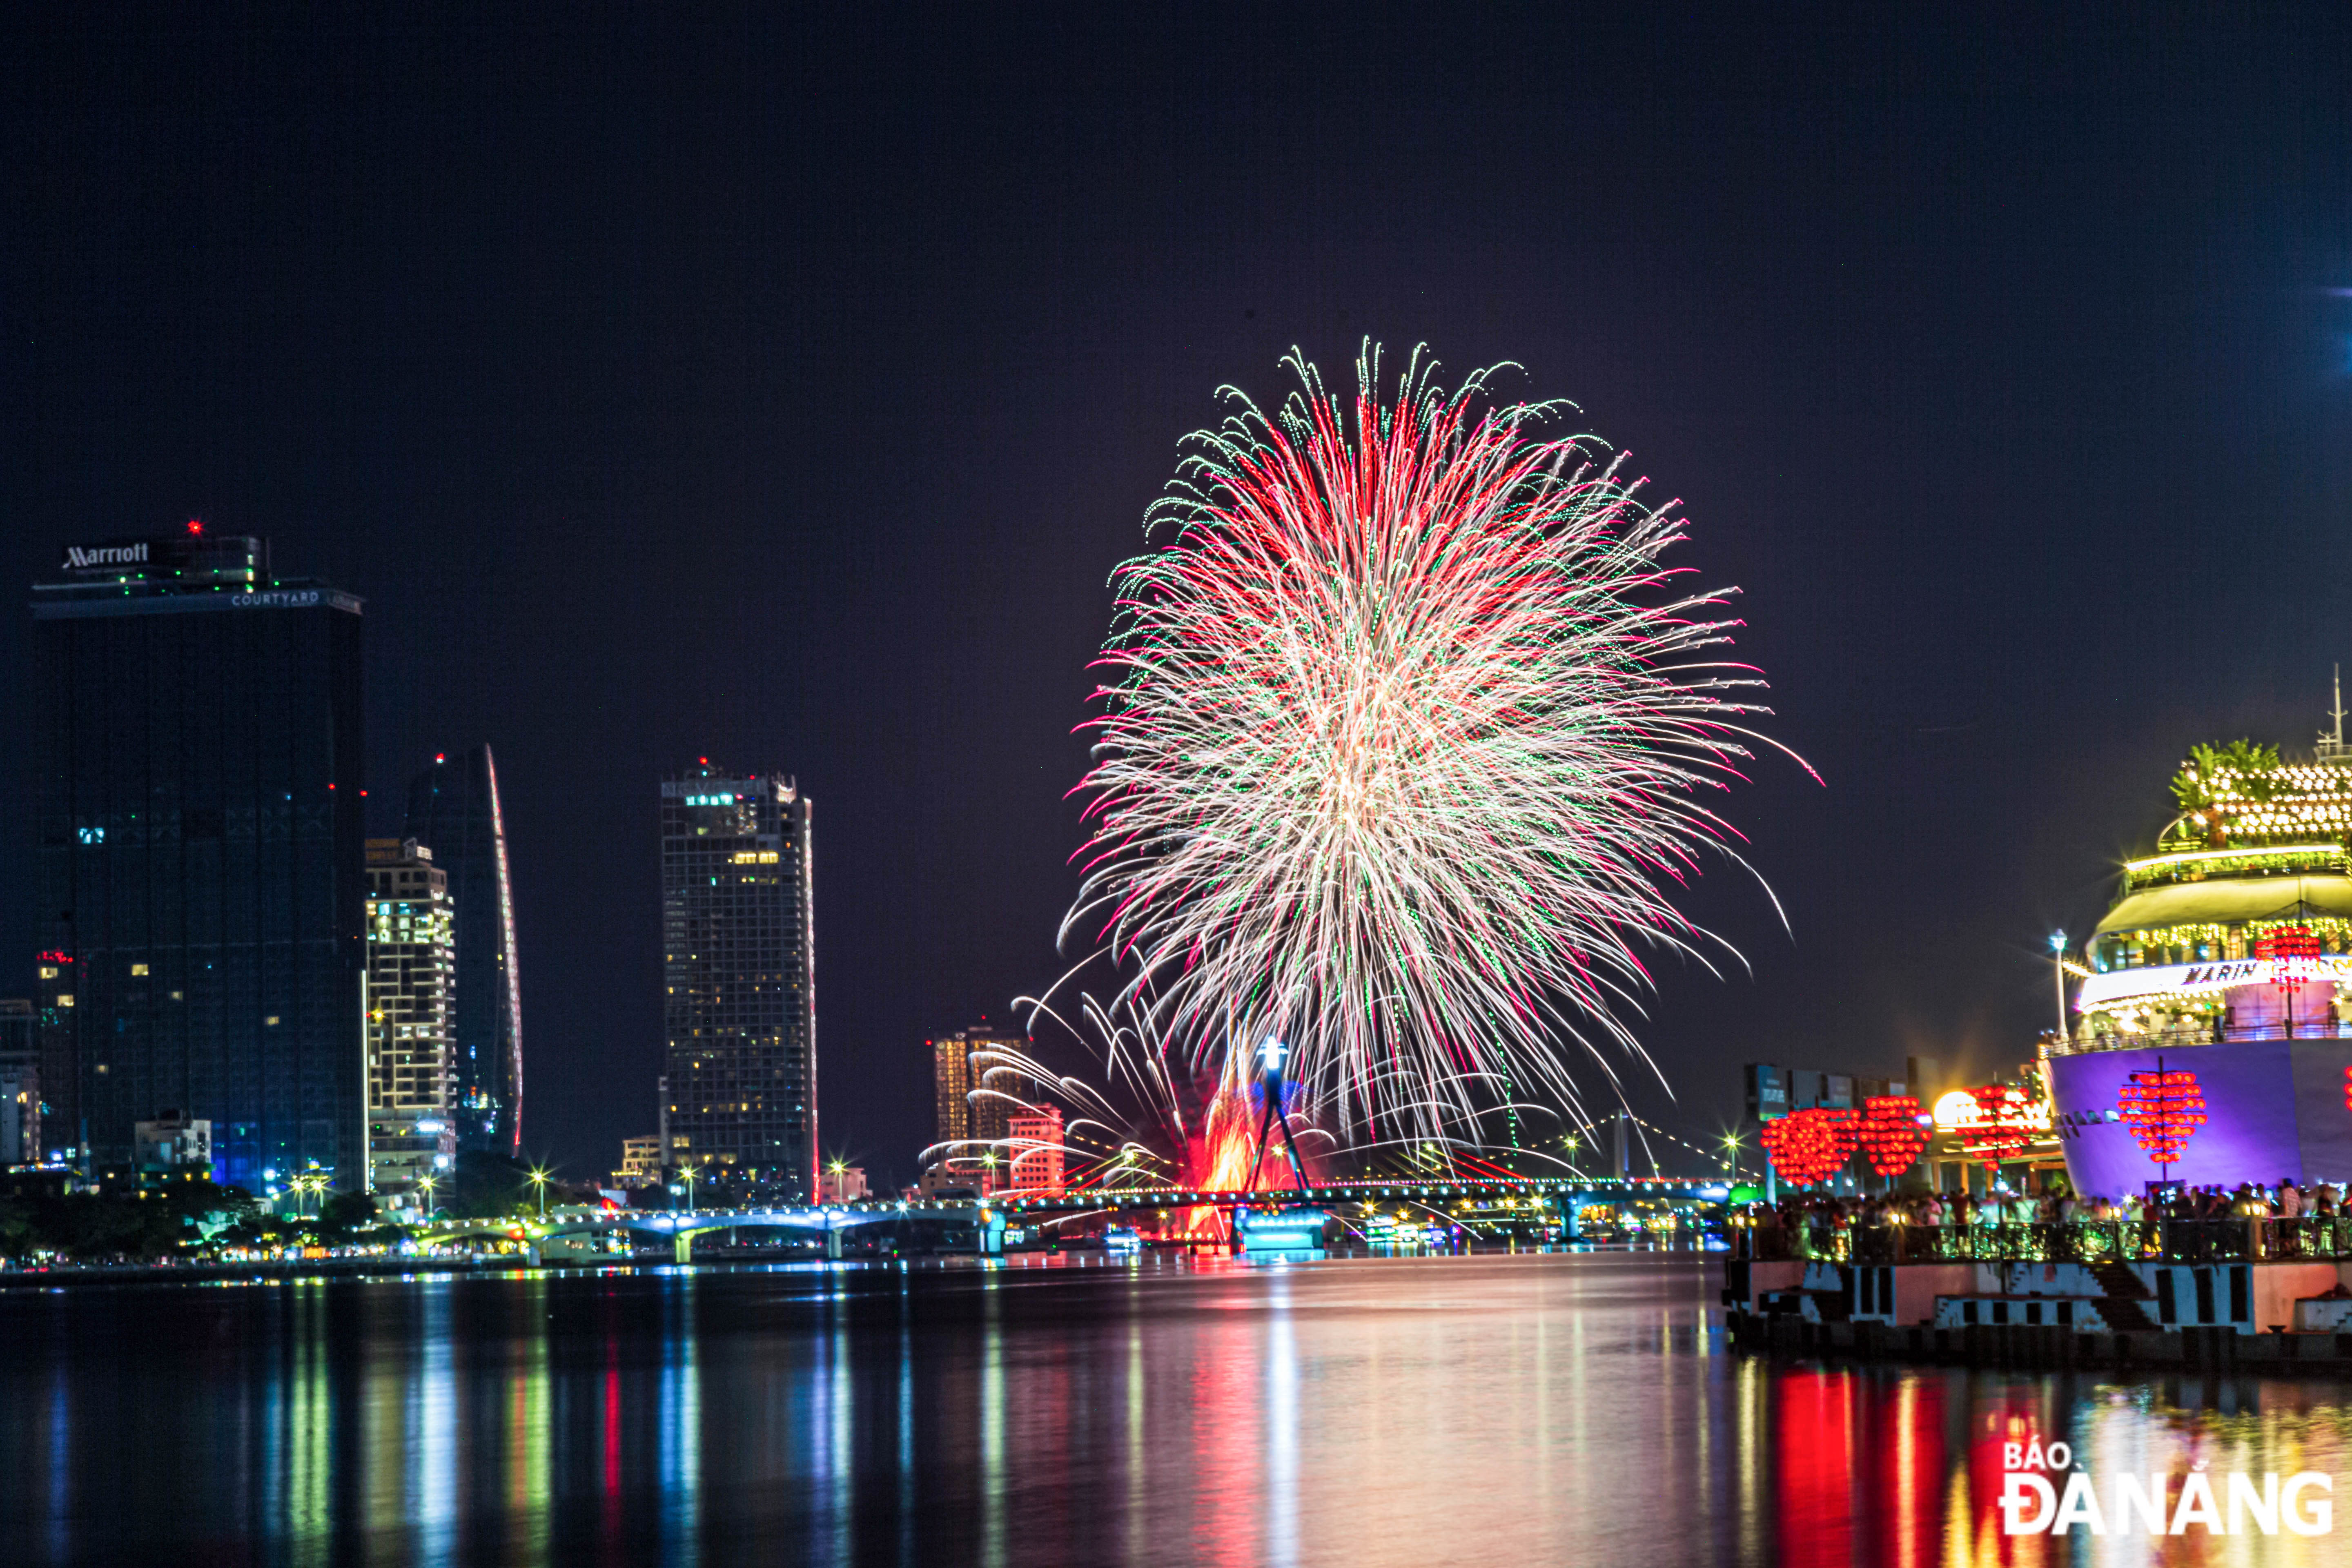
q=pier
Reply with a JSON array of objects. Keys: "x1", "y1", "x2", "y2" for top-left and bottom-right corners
[{"x1": 1722, "y1": 1216, "x2": 2352, "y2": 1370}]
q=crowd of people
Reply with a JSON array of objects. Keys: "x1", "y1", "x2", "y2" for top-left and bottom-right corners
[{"x1": 1742, "y1": 1177, "x2": 2352, "y2": 1235}]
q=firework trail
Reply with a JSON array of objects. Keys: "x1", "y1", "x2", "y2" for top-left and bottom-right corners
[{"x1": 1065, "y1": 344, "x2": 1800, "y2": 1144}]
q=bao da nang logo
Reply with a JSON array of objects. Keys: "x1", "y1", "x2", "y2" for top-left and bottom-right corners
[{"x1": 1999, "y1": 1437, "x2": 2332, "y2": 1537}]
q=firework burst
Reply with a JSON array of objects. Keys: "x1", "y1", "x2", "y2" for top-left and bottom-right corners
[{"x1": 1066, "y1": 344, "x2": 1799, "y2": 1143}]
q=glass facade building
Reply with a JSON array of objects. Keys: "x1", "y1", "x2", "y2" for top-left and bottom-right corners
[
  {"x1": 660, "y1": 765, "x2": 816, "y2": 1200},
  {"x1": 401, "y1": 746, "x2": 523, "y2": 1154},
  {"x1": 30, "y1": 532, "x2": 366, "y2": 1191}
]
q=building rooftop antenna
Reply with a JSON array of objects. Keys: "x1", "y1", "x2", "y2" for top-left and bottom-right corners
[{"x1": 2320, "y1": 665, "x2": 2350, "y2": 762}]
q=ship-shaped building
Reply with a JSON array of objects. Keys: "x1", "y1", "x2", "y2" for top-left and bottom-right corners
[{"x1": 2054, "y1": 690, "x2": 2352, "y2": 1195}]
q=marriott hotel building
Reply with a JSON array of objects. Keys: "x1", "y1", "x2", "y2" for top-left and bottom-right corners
[{"x1": 31, "y1": 532, "x2": 366, "y2": 1191}]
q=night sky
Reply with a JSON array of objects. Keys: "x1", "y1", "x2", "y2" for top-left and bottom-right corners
[{"x1": 4, "y1": 9, "x2": 2350, "y2": 1187}]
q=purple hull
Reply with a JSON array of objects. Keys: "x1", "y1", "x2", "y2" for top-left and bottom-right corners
[{"x1": 2049, "y1": 1036, "x2": 2352, "y2": 1197}]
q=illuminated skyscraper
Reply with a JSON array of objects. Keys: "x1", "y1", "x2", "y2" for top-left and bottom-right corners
[
  {"x1": 402, "y1": 746, "x2": 523, "y2": 1153},
  {"x1": 927, "y1": 1020, "x2": 1022, "y2": 1189},
  {"x1": 931, "y1": 1032, "x2": 975, "y2": 1147},
  {"x1": 31, "y1": 530, "x2": 365, "y2": 1190},
  {"x1": 364, "y1": 838, "x2": 456, "y2": 1203},
  {"x1": 660, "y1": 765, "x2": 816, "y2": 1199}
]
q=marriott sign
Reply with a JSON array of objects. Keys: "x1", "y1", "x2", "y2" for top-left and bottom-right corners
[{"x1": 61, "y1": 541, "x2": 152, "y2": 571}]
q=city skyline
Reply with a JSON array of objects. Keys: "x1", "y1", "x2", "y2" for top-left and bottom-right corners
[{"x1": 2, "y1": 9, "x2": 2349, "y2": 1188}]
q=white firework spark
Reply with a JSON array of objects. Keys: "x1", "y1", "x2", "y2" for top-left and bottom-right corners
[{"x1": 1065, "y1": 344, "x2": 1800, "y2": 1140}]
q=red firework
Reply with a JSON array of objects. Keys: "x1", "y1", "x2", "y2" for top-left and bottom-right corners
[
  {"x1": 2118, "y1": 1068, "x2": 2207, "y2": 1166},
  {"x1": 1760, "y1": 1107, "x2": 1858, "y2": 1186},
  {"x1": 1855, "y1": 1095, "x2": 1929, "y2": 1177}
]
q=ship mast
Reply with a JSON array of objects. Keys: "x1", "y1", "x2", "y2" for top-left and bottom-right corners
[{"x1": 2321, "y1": 666, "x2": 2350, "y2": 763}]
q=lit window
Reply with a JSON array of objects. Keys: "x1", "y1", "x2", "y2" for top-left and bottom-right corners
[
  {"x1": 130, "y1": 963, "x2": 149, "y2": 977},
  {"x1": 56, "y1": 995, "x2": 74, "y2": 1007}
]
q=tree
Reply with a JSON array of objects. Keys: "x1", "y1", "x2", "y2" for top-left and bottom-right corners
[
  {"x1": 2170, "y1": 739, "x2": 2280, "y2": 846},
  {"x1": 315, "y1": 1191, "x2": 380, "y2": 1244},
  {"x1": 441, "y1": 1152, "x2": 537, "y2": 1219}
]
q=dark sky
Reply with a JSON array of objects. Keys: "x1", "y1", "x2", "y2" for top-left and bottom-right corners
[{"x1": 5, "y1": 7, "x2": 2351, "y2": 1185}]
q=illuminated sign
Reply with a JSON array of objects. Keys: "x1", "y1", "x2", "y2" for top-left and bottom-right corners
[
  {"x1": 62, "y1": 541, "x2": 151, "y2": 571},
  {"x1": 2076, "y1": 955, "x2": 2352, "y2": 1011},
  {"x1": 1932, "y1": 1087, "x2": 2051, "y2": 1136}
]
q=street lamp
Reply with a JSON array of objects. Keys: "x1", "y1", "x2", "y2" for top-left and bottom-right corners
[
  {"x1": 529, "y1": 1165, "x2": 549, "y2": 1220},
  {"x1": 681, "y1": 1163, "x2": 697, "y2": 1213},
  {"x1": 2049, "y1": 929, "x2": 2069, "y2": 1047},
  {"x1": 1722, "y1": 1134, "x2": 1741, "y2": 1180},
  {"x1": 417, "y1": 1174, "x2": 437, "y2": 1220}
]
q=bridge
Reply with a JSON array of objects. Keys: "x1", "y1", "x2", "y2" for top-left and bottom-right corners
[
  {"x1": 411, "y1": 1176, "x2": 1732, "y2": 1262},
  {"x1": 417, "y1": 1202, "x2": 1000, "y2": 1263},
  {"x1": 990, "y1": 1176, "x2": 1733, "y2": 1239}
]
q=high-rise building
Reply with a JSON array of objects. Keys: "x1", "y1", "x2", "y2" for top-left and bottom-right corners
[
  {"x1": 931, "y1": 1032, "x2": 975, "y2": 1147},
  {"x1": 660, "y1": 765, "x2": 816, "y2": 1199},
  {"x1": 401, "y1": 746, "x2": 524, "y2": 1154},
  {"x1": 1007, "y1": 1105, "x2": 1066, "y2": 1194},
  {"x1": 31, "y1": 530, "x2": 365, "y2": 1192},
  {"x1": 365, "y1": 837, "x2": 457, "y2": 1202},
  {"x1": 926, "y1": 1021, "x2": 1023, "y2": 1189},
  {"x1": 0, "y1": 1000, "x2": 36, "y2": 1166}
]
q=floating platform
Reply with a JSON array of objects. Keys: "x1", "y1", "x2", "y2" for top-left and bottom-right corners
[{"x1": 1722, "y1": 1252, "x2": 2352, "y2": 1371}]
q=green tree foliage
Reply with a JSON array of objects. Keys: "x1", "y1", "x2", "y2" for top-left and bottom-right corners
[
  {"x1": 440, "y1": 1152, "x2": 538, "y2": 1219},
  {"x1": 0, "y1": 1178, "x2": 261, "y2": 1263},
  {"x1": 2169, "y1": 739, "x2": 2281, "y2": 846}
]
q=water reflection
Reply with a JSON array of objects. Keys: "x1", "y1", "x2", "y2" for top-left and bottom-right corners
[{"x1": 2, "y1": 1255, "x2": 2352, "y2": 1565}]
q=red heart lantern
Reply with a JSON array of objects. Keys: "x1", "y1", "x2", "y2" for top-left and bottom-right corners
[
  {"x1": 1760, "y1": 1106, "x2": 1859, "y2": 1186},
  {"x1": 2118, "y1": 1068, "x2": 2207, "y2": 1166},
  {"x1": 1855, "y1": 1095, "x2": 1929, "y2": 1177}
]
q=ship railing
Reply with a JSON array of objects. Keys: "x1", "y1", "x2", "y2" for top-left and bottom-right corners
[
  {"x1": 2051, "y1": 1022, "x2": 2352, "y2": 1057},
  {"x1": 1728, "y1": 1217, "x2": 2352, "y2": 1264}
]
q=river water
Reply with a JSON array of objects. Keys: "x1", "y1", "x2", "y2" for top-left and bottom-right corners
[{"x1": 4, "y1": 1251, "x2": 2350, "y2": 1566}]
